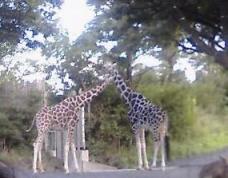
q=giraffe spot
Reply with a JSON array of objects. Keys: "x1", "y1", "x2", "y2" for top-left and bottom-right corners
[
  {"x1": 132, "y1": 94, "x2": 137, "y2": 98},
  {"x1": 131, "y1": 99, "x2": 136, "y2": 106},
  {"x1": 81, "y1": 96, "x2": 85, "y2": 100},
  {"x1": 91, "y1": 89, "x2": 96, "y2": 93},
  {"x1": 138, "y1": 95, "x2": 143, "y2": 99},
  {"x1": 62, "y1": 101, "x2": 68, "y2": 107},
  {"x1": 68, "y1": 111, "x2": 74, "y2": 116},
  {"x1": 86, "y1": 92, "x2": 92, "y2": 98},
  {"x1": 57, "y1": 113, "x2": 62, "y2": 117},
  {"x1": 121, "y1": 85, "x2": 126, "y2": 91},
  {"x1": 77, "y1": 96, "x2": 81, "y2": 102},
  {"x1": 69, "y1": 105, "x2": 74, "y2": 110},
  {"x1": 71, "y1": 122, "x2": 76, "y2": 127}
]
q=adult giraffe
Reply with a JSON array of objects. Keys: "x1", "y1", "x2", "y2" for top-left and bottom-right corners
[
  {"x1": 26, "y1": 78, "x2": 112, "y2": 173},
  {"x1": 113, "y1": 70, "x2": 168, "y2": 170}
]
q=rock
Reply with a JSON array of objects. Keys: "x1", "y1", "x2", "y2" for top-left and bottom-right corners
[
  {"x1": 0, "y1": 160, "x2": 15, "y2": 178},
  {"x1": 199, "y1": 157, "x2": 228, "y2": 178}
]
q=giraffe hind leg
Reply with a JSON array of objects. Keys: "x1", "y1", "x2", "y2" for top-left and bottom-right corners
[
  {"x1": 135, "y1": 131, "x2": 143, "y2": 170},
  {"x1": 161, "y1": 137, "x2": 166, "y2": 169},
  {"x1": 139, "y1": 128, "x2": 149, "y2": 169},
  {"x1": 151, "y1": 140, "x2": 160, "y2": 169}
]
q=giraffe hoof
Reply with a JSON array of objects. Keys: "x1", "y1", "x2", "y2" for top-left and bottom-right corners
[
  {"x1": 149, "y1": 165, "x2": 156, "y2": 170},
  {"x1": 144, "y1": 166, "x2": 150, "y2": 170},
  {"x1": 161, "y1": 166, "x2": 166, "y2": 171},
  {"x1": 136, "y1": 167, "x2": 144, "y2": 171}
]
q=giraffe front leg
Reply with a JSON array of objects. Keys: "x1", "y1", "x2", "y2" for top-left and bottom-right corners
[
  {"x1": 64, "y1": 142, "x2": 70, "y2": 174},
  {"x1": 135, "y1": 132, "x2": 143, "y2": 170},
  {"x1": 38, "y1": 141, "x2": 44, "y2": 172},
  {"x1": 151, "y1": 141, "x2": 160, "y2": 169},
  {"x1": 140, "y1": 128, "x2": 149, "y2": 170},
  {"x1": 71, "y1": 142, "x2": 79, "y2": 172}
]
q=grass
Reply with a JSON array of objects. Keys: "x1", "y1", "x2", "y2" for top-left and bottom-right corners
[
  {"x1": 167, "y1": 110, "x2": 228, "y2": 160},
  {"x1": 0, "y1": 146, "x2": 32, "y2": 168}
]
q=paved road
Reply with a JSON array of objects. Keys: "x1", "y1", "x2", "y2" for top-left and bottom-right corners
[
  {"x1": 14, "y1": 147, "x2": 228, "y2": 178},
  {"x1": 15, "y1": 167, "x2": 200, "y2": 178}
]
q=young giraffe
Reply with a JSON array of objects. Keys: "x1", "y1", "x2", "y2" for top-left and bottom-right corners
[
  {"x1": 26, "y1": 78, "x2": 111, "y2": 173},
  {"x1": 113, "y1": 71, "x2": 168, "y2": 170}
]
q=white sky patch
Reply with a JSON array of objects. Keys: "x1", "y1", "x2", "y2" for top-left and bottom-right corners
[
  {"x1": 134, "y1": 55, "x2": 161, "y2": 67},
  {"x1": 57, "y1": 0, "x2": 94, "y2": 40},
  {"x1": 174, "y1": 58, "x2": 196, "y2": 82}
]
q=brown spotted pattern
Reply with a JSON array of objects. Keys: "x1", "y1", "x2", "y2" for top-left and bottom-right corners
[{"x1": 29, "y1": 79, "x2": 111, "y2": 173}]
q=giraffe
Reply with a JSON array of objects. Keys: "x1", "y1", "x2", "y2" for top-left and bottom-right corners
[
  {"x1": 113, "y1": 71, "x2": 168, "y2": 170},
  {"x1": 26, "y1": 78, "x2": 111, "y2": 173}
]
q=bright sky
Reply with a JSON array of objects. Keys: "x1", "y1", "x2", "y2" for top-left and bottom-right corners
[{"x1": 57, "y1": 0, "x2": 94, "y2": 40}]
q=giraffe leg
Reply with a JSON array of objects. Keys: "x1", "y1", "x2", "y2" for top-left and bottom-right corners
[
  {"x1": 33, "y1": 142, "x2": 38, "y2": 173},
  {"x1": 64, "y1": 141, "x2": 70, "y2": 174},
  {"x1": 135, "y1": 132, "x2": 143, "y2": 170},
  {"x1": 38, "y1": 141, "x2": 44, "y2": 172},
  {"x1": 33, "y1": 133, "x2": 43, "y2": 173},
  {"x1": 160, "y1": 136, "x2": 166, "y2": 169},
  {"x1": 140, "y1": 128, "x2": 149, "y2": 169},
  {"x1": 64, "y1": 127, "x2": 75, "y2": 174},
  {"x1": 151, "y1": 141, "x2": 160, "y2": 169},
  {"x1": 71, "y1": 142, "x2": 79, "y2": 172}
]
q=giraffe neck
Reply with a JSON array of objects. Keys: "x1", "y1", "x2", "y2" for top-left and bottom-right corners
[
  {"x1": 78, "y1": 81, "x2": 108, "y2": 105},
  {"x1": 114, "y1": 72, "x2": 132, "y2": 105},
  {"x1": 62, "y1": 81, "x2": 108, "y2": 109}
]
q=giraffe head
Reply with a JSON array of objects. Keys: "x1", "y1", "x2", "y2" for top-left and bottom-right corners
[{"x1": 101, "y1": 61, "x2": 118, "y2": 82}]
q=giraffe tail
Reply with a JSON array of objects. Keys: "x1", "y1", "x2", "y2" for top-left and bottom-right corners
[{"x1": 25, "y1": 116, "x2": 36, "y2": 132}]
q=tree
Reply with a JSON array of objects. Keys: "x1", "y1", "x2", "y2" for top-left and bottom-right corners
[
  {"x1": 86, "y1": 0, "x2": 228, "y2": 69},
  {"x1": 0, "y1": 77, "x2": 42, "y2": 150},
  {"x1": 0, "y1": 0, "x2": 62, "y2": 57}
]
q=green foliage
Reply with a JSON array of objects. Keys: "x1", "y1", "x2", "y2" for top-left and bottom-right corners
[
  {"x1": 0, "y1": 0, "x2": 62, "y2": 49},
  {"x1": 0, "y1": 78, "x2": 42, "y2": 149}
]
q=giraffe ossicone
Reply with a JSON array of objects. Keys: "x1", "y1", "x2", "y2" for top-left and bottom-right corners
[
  {"x1": 113, "y1": 70, "x2": 168, "y2": 170},
  {"x1": 27, "y1": 78, "x2": 111, "y2": 173}
]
